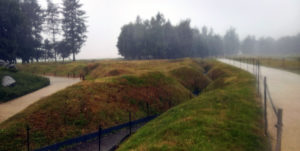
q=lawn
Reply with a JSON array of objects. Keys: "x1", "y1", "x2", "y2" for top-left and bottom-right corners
[
  {"x1": 0, "y1": 59, "x2": 267, "y2": 151},
  {"x1": 232, "y1": 56, "x2": 300, "y2": 74},
  {"x1": 0, "y1": 58, "x2": 211, "y2": 150},
  {"x1": 117, "y1": 61, "x2": 268, "y2": 151},
  {"x1": 0, "y1": 68, "x2": 50, "y2": 102}
]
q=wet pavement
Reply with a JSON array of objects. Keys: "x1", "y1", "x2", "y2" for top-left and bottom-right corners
[
  {"x1": 0, "y1": 76, "x2": 80, "y2": 123},
  {"x1": 219, "y1": 58, "x2": 300, "y2": 151}
]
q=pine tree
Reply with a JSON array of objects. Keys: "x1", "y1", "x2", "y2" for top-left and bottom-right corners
[
  {"x1": 46, "y1": 0, "x2": 60, "y2": 62},
  {"x1": 62, "y1": 0, "x2": 87, "y2": 61}
]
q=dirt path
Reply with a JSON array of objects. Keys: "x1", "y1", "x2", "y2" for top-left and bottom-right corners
[
  {"x1": 219, "y1": 58, "x2": 300, "y2": 151},
  {"x1": 0, "y1": 76, "x2": 80, "y2": 123}
]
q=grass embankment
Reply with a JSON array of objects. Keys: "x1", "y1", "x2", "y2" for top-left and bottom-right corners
[
  {"x1": 232, "y1": 56, "x2": 300, "y2": 74},
  {"x1": 118, "y1": 61, "x2": 268, "y2": 151},
  {"x1": 0, "y1": 58, "x2": 211, "y2": 150},
  {"x1": 0, "y1": 69, "x2": 50, "y2": 102}
]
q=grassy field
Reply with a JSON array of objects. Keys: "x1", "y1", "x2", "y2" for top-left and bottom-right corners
[
  {"x1": 232, "y1": 56, "x2": 300, "y2": 74},
  {"x1": 118, "y1": 61, "x2": 268, "y2": 151},
  {"x1": 0, "y1": 58, "x2": 214, "y2": 150},
  {"x1": 0, "y1": 68, "x2": 50, "y2": 102}
]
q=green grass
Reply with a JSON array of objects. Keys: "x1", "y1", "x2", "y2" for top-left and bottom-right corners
[
  {"x1": 0, "y1": 59, "x2": 267, "y2": 151},
  {"x1": 232, "y1": 56, "x2": 300, "y2": 74},
  {"x1": 0, "y1": 59, "x2": 204, "y2": 150},
  {"x1": 117, "y1": 61, "x2": 268, "y2": 151},
  {"x1": 0, "y1": 68, "x2": 50, "y2": 102}
]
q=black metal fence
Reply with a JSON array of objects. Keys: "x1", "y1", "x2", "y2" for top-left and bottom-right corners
[{"x1": 33, "y1": 114, "x2": 158, "y2": 151}]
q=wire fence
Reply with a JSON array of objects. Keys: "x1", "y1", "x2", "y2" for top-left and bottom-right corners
[{"x1": 227, "y1": 57, "x2": 283, "y2": 151}]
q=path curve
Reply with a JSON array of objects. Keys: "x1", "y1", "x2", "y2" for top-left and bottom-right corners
[
  {"x1": 0, "y1": 76, "x2": 80, "y2": 123},
  {"x1": 219, "y1": 58, "x2": 300, "y2": 151}
]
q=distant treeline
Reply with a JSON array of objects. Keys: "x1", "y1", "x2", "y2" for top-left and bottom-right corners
[
  {"x1": 241, "y1": 34, "x2": 300, "y2": 56},
  {"x1": 0, "y1": 0, "x2": 87, "y2": 63},
  {"x1": 117, "y1": 13, "x2": 300, "y2": 59}
]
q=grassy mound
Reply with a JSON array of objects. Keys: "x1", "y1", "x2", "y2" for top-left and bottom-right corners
[
  {"x1": 0, "y1": 69, "x2": 50, "y2": 102},
  {"x1": 0, "y1": 58, "x2": 206, "y2": 150},
  {"x1": 170, "y1": 67, "x2": 210, "y2": 94},
  {"x1": 117, "y1": 61, "x2": 267, "y2": 151}
]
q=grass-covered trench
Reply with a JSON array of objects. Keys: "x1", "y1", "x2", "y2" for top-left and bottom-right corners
[
  {"x1": 0, "y1": 59, "x2": 267, "y2": 151},
  {"x1": 0, "y1": 58, "x2": 213, "y2": 150},
  {"x1": 0, "y1": 68, "x2": 50, "y2": 102},
  {"x1": 117, "y1": 61, "x2": 268, "y2": 151}
]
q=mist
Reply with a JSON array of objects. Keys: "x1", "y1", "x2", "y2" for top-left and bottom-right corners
[{"x1": 39, "y1": 0, "x2": 300, "y2": 59}]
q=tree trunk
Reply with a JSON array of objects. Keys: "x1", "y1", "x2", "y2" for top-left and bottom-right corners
[
  {"x1": 55, "y1": 51, "x2": 57, "y2": 62},
  {"x1": 72, "y1": 52, "x2": 75, "y2": 61}
]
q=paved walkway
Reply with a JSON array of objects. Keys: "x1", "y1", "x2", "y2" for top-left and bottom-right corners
[
  {"x1": 219, "y1": 59, "x2": 300, "y2": 151},
  {"x1": 0, "y1": 76, "x2": 80, "y2": 123}
]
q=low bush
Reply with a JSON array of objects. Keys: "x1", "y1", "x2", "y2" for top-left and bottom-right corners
[{"x1": 0, "y1": 69, "x2": 50, "y2": 102}]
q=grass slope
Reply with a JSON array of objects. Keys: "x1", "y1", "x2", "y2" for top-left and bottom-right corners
[
  {"x1": 0, "y1": 69, "x2": 50, "y2": 102},
  {"x1": 0, "y1": 58, "x2": 209, "y2": 150},
  {"x1": 117, "y1": 61, "x2": 267, "y2": 151}
]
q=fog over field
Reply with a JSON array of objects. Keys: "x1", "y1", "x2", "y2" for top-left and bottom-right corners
[{"x1": 39, "y1": 0, "x2": 300, "y2": 59}]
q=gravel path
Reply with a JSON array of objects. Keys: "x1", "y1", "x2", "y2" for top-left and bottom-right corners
[
  {"x1": 0, "y1": 76, "x2": 80, "y2": 123},
  {"x1": 219, "y1": 58, "x2": 300, "y2": 151}
]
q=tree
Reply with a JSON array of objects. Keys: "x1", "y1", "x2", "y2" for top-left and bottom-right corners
[
  {"x1": 46, "y1": 0, "x2": 60, "y2": 62},
  {"x1": 223, "y1": 28, "x2": 240, "y2": 56},
  {"x1": 56, "y1": 40, "x2": 71, "y2": 62},
  {"x1": 62, "y1": 0, "x2": 87, "y2": 61},
  {"x1": 117, "y1": 13, "x2": 225, "y2": 59},
  {"x1": 241, "y1": 36, "x2": 256, "y2": 55},
  {"x1": 17, "y1": 0, "x2": 44, "y2": 63},
  {"x1": 0, "y1": 0, "x2": 22, "y2": 62},
  {"x1": 43, "y1": 39, "x2": 53, "y2": 61}
]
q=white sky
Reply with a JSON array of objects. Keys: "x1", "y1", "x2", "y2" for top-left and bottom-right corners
[{"x1": 39, "y1": 0, "x2": 300, "y2": 59}]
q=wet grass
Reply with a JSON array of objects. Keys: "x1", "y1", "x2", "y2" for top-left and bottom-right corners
[
  {"x1": 232, "y1": 56, "x2": 300, "y2": 75},
  {"x1": 0, "y1": 59, "x2": 267, "y2": 151},
  {"x1": 117, "y1": 61, "x2": 268, "y2": 151},
  {"x1": 0, "y1": 58, "x2": 208, "y2": 150},
  {"x1": 0, "y1": 68, "x2": 50, "y2": 102}
]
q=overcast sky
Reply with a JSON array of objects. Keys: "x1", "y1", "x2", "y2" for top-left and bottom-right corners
[{"x1": 39, "y1": 0, "x2": 300, "y2": 59}]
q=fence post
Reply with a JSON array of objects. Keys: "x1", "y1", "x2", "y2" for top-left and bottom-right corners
[
  {"x1": 129, "y1": 111, "x2": 132, "y2": 136},
  {"x1": 146, "y1": 103, "x2": 149, "y2": 117},
  {"x1": 253, "y1": 58, "x2": 255, "y2": 74},
  {"x1": 275, "y1": 109, "x2": 283, "y2": 151},
  {"x1": 240, "y1": 58, "x2": 242, "y2": 68},
  {"x1": 247, "y1": 58, "x2": 248, "y2": 70},
  {"x1": 26, "y1": 125, "x2": 30, "y2": 151},
  {"x1": 98, "y1": 125, "x2": 102, "y2": 151},
  {"x1": 257, "y1": 61, "x2": 260, "y2": 96},
  {"x1": 264, "y1": 77, "x2": 268, "y2": 136}
]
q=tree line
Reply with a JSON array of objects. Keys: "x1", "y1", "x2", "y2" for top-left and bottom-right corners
[
  {"x1": 117, "y1": 13, "x2": 299, "y2": 59},
  {"x1": 0, "y1": 0, "x2": 87, "y2": 63},
  {"x1": 241, "y1": 34, "x2": 300, "y2": 56}
]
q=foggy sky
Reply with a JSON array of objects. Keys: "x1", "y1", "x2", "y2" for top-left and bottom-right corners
[{"x1": 39, "y1": 0, "x2": 300, "y2": 59}]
